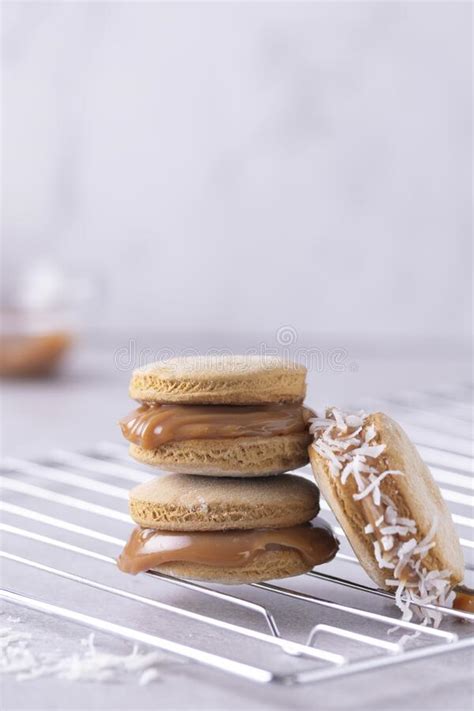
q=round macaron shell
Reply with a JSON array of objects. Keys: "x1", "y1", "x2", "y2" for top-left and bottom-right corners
[
  {"x1": 129, "y1": 473, "x2": 320, "y2": 531},
  {"x1": 151, "y1": 549, "x2": 317, "y2": 584},
  {"x1": 129, "y1": 355, "x2": 307, "y2": 405},
  {"x1": 128, "y1": 432, "x2": 310, "y2": 476}
]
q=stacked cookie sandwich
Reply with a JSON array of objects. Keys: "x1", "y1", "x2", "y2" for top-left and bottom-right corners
[{"x1": 117, "y1": 355, "x2": 339, "y2": 583}]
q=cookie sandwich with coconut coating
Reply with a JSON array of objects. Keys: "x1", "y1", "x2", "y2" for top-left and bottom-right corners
[{"x1": 308, "y1": 408, "x2": 464, "y2": 624}]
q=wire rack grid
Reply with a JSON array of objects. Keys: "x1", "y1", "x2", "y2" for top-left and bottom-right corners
[{"x1": 1, "y1": 385, "x2": 473, "y2": 686}]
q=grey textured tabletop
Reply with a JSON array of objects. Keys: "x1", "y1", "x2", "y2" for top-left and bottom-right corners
[{"x1": 1, "y1": 343, "x2": 473, "y2": 711}]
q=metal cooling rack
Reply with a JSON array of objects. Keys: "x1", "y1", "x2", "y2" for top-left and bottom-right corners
[{"x1": 1, "y1": 384, "x2": 473, "y2": 686}]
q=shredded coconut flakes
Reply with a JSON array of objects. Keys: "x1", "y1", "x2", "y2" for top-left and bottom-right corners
[
  {"x1": 0, "y1": 621, "x2": 166, "y2": 684},
  {"x1": 310, "y1": 407, "x2": 455, "y2": 627}
]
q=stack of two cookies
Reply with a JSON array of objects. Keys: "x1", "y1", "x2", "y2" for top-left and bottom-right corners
[{"x1": 118, "y1": 356, "x2": 339, "y2": 583}]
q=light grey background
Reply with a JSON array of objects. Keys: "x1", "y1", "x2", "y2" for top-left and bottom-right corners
[
  {"x1": 2, "y1": 1, "x2": 472, "y2": 347},
  {"x1": 1, "y1": 7, "x2": 473, "y2": 709}
]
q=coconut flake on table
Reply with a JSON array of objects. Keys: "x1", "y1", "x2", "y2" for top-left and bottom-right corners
[{"x1": 0, "y1": 619, "x2": 167, "y2": 685}]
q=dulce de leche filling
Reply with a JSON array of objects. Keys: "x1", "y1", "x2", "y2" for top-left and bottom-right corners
[
  {"x1": 453, "y1": 585, "x2": 474, "y2": 613},
  {"x1": 117, "y1": 518, "x2": 339, "y2": 575},
  {"x1": 120, "y1": 403, "x2": 313, "y2": 450}
]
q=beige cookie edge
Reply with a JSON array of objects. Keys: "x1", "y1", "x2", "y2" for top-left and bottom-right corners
[
  {"x1": 129, "y1": 433, "x2": 310, "y2": 476},
  {"x1": 129, "y1": 369, "x2": 306, "y2": 405},
  {"x1": 129, "y1": 494, "x2": 319, "y2": 532},
  {"x1": 150, "y1": 548, "x2": 315, "y2": 584},
  {"x1": 369, "y1": 412, "x2": 464, "y2": 581}
]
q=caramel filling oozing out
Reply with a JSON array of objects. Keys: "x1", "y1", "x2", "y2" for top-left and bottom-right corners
[
  {"x1": 117, "y1": 518, "x2": 339, "y2": 575},
  {"x1": 119, "y1": 403, "x2": 313, "y2": 450},
  {"x1": 453, "y1": 585, "x2": 474, "y2": 613}
]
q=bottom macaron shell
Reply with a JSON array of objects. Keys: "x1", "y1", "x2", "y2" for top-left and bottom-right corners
[
  {"x1": 149, "y1": 548, "x2": 316, "y2": 584},
  {"x1": 129, "y1": 433, "x2": 311, "y2": 476}
]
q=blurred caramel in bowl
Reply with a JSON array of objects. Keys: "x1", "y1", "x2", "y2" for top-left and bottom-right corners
[
  {"x1": 0, "y1": 261, "x2": 98, "y2": 378},
  {"x1": 0, "y1": 330, "x2": 72, "y2": 377}
]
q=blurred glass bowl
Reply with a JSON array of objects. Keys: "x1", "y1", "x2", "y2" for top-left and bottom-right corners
[{"x1": 0, "y1": 261, "x2": 98, "y2": 378}]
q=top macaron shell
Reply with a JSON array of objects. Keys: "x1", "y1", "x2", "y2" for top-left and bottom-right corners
[
  {"x1": 129, "y1": 355, "x2": 307, "y2": 404},
  {"x1": 129, "y1": 473, "x2": 320, "y2": 531}
]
